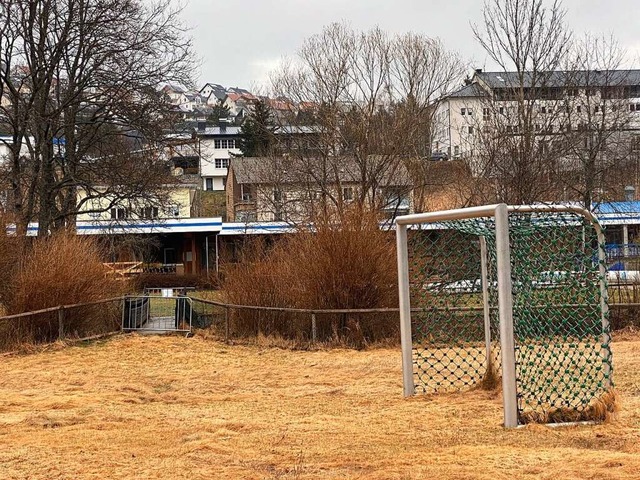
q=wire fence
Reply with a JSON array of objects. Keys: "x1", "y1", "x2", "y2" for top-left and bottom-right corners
[
  {"x1": 188, "y1": 296, "x2": 401, "y2": 347},
  {"x1": 0, "y1": 297, "x2": 123, "y2": 353},
  {"x1": 0, "y1": 294, "x2": 638, "y2": 354}
]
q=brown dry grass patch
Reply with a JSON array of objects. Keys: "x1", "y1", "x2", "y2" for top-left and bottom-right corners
[{"x1": 0, "y1": 334, "x2": 639, "y2": 479}]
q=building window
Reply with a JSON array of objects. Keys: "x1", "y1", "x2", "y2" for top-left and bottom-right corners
[
  {"x1": 467, "y1": 126, "x2": 474, "y2": 135},
  {"x1": 482, "y1": 108, "x2": 490, "y2": 120},
  {"x1": 454, "y1": 146, "x2": 460, "y2": 157},
  {"x1": 540, "y1": 106, "x2": 547, "y2": 114},
  {"x1": 214, "y1": 139, "x2": 237, "y2": 149},
  {"x1": 140, "y1": 207, "x2": 159, "y2": 219},
  {"x1": 460, "y1": 108, "x2": 466, "y2": 116},
  {"x1": 499, "y1": 107, "x2": 505, "y2": 115},
  {"x1": 110, "y1": 207, "x2": 128, "y2": 220},
  {"x1": 205, "y1": 178, "x2": 214, "y2": 190},
  {"x1": 240, "y1": 185, "x2": 252, "y2": 202},
  {"x1": 342, "y1": 187, "x2": 353, "y2": 201},
  {"x1": 577, "y1": 105, "x2": 582, "y2": 113},
  {"x1": 467, "y1": 108, "x2": 473, "y2": 115},
  {"x1": 273, "y1": 189, "x2": 282, "y2": 202},
  {"x1": 214, "y1": 158, "x2": 229, "y2": 169},
  {"x1": 170, "y1": 205, "x2": 180, "y2": 217}
]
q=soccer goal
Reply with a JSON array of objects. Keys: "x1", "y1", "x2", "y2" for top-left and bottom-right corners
[{"x1": 395, "y1": 204, "x2": 614, "y2": 427}]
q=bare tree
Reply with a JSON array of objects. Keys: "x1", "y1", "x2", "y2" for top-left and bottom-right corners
[
  {"x1": 267, "y1": 23, "x2": 465, "y2": 222},
  {"x1": 0, "y1": 0, "x2": 193, "y2": 235},
  {"x1": 471, "y1": 0, "x2": 572, "y2": 204},
  {"x1": 558, "y1": 35, "x2": 637, "y2": 208}
]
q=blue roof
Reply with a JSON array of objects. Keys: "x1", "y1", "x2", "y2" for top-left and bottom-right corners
[{"x1": 595, "y1": 202, "x2": 640, "y2": 214}]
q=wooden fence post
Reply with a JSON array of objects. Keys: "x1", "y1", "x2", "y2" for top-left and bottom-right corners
[
  {"x1": 58, "y1": 306, "x2": 65, "y2": 340},
  {"x1": 224, "y1": 307, "x2": 230, "y2": 344},
  {"x1": 311, "y1": 313, "x2": 317, "y2": 343}
]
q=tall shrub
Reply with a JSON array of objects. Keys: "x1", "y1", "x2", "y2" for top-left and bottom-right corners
[
  {"x1": 3, "y1": 234, "x2": 121, "y2": 345},
  {"x1": 223, "y1": 210, "x2": 399, "y2": 344}
]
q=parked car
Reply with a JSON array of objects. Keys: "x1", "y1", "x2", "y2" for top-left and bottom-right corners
[{"x1": 429, "y1": 151, "x2": 449, "y2": 161}]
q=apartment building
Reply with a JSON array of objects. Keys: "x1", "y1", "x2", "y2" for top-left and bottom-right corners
[
  {"x1": 433, "y1": 69, "x2": 640, "y2": 178},
  {"x1": 225, "y1": 156, "x2": 412, "y2": 223}
]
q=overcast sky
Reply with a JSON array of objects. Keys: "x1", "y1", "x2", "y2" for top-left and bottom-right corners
[{"x1": 181, "y1": 0, "x2": 640, "y2": 90}]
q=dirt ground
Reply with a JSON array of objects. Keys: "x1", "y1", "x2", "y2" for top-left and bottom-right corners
[{"x1": 0, "y1": 334, "x2": 639, "y2": 480}]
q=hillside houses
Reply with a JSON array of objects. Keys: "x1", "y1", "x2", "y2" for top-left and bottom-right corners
[{"x1": 7, "y1": 72, "x2": 640, "y2": 278}]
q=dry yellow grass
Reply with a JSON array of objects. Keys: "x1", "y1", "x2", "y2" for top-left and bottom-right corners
[{"x1": 0, "y1": 335, "x2": 639, "y2": 479}]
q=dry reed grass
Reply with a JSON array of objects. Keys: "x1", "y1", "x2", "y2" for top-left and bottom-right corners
[
  {"x1": 0, "y1": 233, "x2": 122, "y2": 349},
  {"x1": 223, "y1": 210, "x2": 398, "y2": 345},
  {"x1": 0, "y1": 334, "x2": 639, "y2": 479}
]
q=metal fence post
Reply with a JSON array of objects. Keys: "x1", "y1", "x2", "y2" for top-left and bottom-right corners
[
  {"x1": 595, "y1": 221, "x2": 613, "y2": 388},
  {"x1": 396, "y1": 222, "x2": 415, "y2": 397},
  {"x1": 495, "y1": 203, "x2": 518, "y2": 428},
  {"x1": 311, "y1": 313, "x2": 317, "y2": 343},
  {"x1": 58, "y1": 306, "x2": 65, "y2": 340}
]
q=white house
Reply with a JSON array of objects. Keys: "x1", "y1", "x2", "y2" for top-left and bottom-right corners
[
  {"x1": 197, "y1": 123, "x2": 243, "y2": 191},
  {"x1": 199, "y1": 83, "x2": 226, "y2": 106}
]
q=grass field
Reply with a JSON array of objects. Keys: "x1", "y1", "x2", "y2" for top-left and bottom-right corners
[{"x1": 0, "y1": 334, "x2": 639, "y2": 479}]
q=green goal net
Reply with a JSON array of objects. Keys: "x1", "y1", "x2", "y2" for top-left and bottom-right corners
[{"x1": 396, "y1": 204, "x2": 614, "y2": 427}]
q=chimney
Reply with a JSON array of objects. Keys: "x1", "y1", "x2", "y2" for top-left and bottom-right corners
[{"x1": 624, "y1": 186, "x2": 635, "y2": 202}]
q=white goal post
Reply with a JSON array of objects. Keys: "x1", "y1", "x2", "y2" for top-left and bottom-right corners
[{"x1": 395, "y1": 203, "x2": 611, "y2": 428}]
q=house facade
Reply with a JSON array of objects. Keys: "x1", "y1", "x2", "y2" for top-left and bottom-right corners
[
  {"x1": 197, "y1": 123, "x2": 243, "y2": 191},
  {"x1": 225, "y1": 156, "x2": 413, "y2": 223},
  {"x1": 433, "y1": 69, "x2": 640, "y2": 179}
]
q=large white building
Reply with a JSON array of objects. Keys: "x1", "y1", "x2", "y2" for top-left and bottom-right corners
[{"x1": 433, "y1": 69, "x2": 640, "y2": 176}]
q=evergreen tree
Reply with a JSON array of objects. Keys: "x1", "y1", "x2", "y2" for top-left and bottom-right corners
[
  {"x1": 239, "y1": 99, "x2": 275, "y2": 156},
  {"x1": 206, "y1": 99, "x2": 231, "y2": 125}
]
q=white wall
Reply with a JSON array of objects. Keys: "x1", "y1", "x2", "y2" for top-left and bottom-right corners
[{"x1": 199, "y1": 137, "x2": 242, "y2": 191}]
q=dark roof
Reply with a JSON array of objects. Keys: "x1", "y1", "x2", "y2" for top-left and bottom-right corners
[
  {"x1": 448, "y1": 83, "x2": 488, "y2": 98},
  {"x1": 230, "y1": 156, "x2": 411, "y2": 187},
  {"x1": 474, "y1": 70, "x2": 640, "y2": 89},
  {"x1": 197, "y1": 125, "x2": 242, "y2": 136}
]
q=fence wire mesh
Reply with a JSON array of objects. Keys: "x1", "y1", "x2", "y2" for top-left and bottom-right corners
[
  {"x1": 406, "y1": 210, "x2": 613, "y2": 424},
  {"x1": 407, "y1": 219, "x2": 498, "y2": 393}
]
